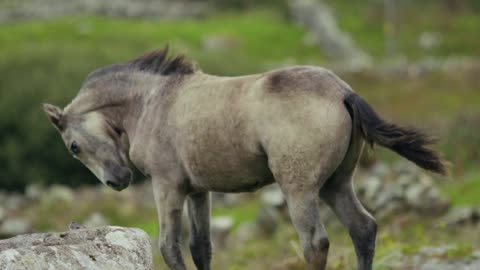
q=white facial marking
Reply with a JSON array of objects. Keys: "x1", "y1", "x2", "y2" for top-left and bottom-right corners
[{"x1": 82, "y1": 112, "x2": 110, "y2": 142}]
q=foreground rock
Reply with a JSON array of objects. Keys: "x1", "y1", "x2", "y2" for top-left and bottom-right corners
[{"x1": 0, "y1": 226, "x2": 153, "y2": 270}]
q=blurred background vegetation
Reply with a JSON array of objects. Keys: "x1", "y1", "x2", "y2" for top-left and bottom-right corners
[
  {"x1": 1, "y1": 0, "x2": 479, "y2": 190},
  {"x1": 0, "y1": 0, "x2": 480, "y2": 269}
]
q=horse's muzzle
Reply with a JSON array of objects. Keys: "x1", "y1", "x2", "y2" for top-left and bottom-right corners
[
  {"x1": 106, "y1": 167, "x2": 133, "y2": 191},
  {"x1": 106, "y1": 180, "x2": 130, "y2": 191}
]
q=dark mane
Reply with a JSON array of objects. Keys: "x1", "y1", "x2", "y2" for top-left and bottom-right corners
[
  {"x1": 84, "y1": 46, "x2": 195, "y2": 84},
  {"x1": 129, "y1": 46, "x2": 195, "y2": 75}
]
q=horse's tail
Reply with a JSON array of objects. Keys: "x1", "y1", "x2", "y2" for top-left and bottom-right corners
[{"x1": 343, "y1": 92, "x2": 447, "y2": 175}]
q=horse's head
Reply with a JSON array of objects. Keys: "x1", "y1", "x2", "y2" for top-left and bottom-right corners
[{"x1": 43, "y1": 104, "x2": 133, "y2": 191}]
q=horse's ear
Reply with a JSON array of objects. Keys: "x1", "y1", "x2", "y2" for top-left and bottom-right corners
[{"x1": 43, "y1": 103, "x2": 64, "y2": 131}]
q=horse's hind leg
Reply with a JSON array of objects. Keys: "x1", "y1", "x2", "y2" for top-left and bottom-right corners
[
  {"x1": 320, "y1": 136, "x2": 377, "y2": 270},
  {"x1": 320, "y1": 179, "x2": 377, "y2": 270},
  {"x1": 270, "y1": 156, "x2": 339, "y2": 270},
  {"x1": 284, "y1": 189, "x2": 329, "y2": 269}
]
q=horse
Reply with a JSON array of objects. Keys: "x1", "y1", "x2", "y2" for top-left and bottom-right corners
[{"x1": 43, "y1": 47, "x2": 446, "y2": 270}]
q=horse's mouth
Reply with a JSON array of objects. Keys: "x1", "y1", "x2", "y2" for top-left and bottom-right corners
[{"x1": 106, "y1": 180, "x2": 130, "y2": 191}]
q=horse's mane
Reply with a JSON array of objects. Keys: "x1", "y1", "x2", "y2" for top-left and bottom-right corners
[
  {"x1": 129, "y1": 46, "x2": 195, "y2": 75},
  {"x1": 84, "y1": 46, "x2": 195, "y2": 84}
]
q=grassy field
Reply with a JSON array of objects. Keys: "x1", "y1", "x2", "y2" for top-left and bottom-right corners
[{"x1": 326, "y1": 0, "x2": 480, "y2": 59}]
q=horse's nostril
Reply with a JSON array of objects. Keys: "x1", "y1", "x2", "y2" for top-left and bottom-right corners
[{"x1": 120, "y1": 168, "x2": 133, "y2": 182}]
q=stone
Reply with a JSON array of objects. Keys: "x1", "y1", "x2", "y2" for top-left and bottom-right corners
[
  {"x1": 41, "y1": 185, "x2": 75, "y2": 205},
  {"x1": 370, "y1": 162, "x2": 391, "y2": 179},
  {"x1": 0, "y1": 217, "x2": 31, "y2": 237},
  {"x1": 256, "y1": 206, "x2": 279, "y2": 236},
  {"x1": 0, "y1": 226, "x2": 153, "y2": 270},
  {"x1": 418, "y1": 32, "x2": 442, "y2": 50},
  {"x1": 210, "y1": 216, "x2": 234, "y2": 247},
  {"x1": 442, "y1": 207, "x2": 480, "y2": 228},
  {"x1": 0, "y1": 0, "x2": 209, "y2": 23},
  {"x1": 261, "y1": 186, "x2": 285, "y2": 209},
  {"x1": 3, "y1": 193, "x2": 25, "y2": 211},
  {"x1": 25, "y1": 184, "x2": 45, "y2": 201},
  {"x1": 0, "y1": 207, "x2": 5, "y2": 223},
  {"x1": 83, "y1": 212, "x2": 109, "y2": 228},
  {"x1": 287, "y1": 0, "x2": 372, "y2": 71}
]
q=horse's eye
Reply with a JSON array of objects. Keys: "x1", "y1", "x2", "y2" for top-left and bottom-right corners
[{"x1": 70, "y1": 141, "x2": 80, "y2": 154}]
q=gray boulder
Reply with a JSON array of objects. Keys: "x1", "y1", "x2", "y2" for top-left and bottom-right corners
[{"x1": 0, "y1": 226, "x2": 153, "y2": 270}]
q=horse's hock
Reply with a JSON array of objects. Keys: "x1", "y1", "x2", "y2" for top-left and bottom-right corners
[{"x1": 0, "y1": 226, "x2": 153, "y2": 270}]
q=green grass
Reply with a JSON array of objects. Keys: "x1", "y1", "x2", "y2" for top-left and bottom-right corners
[
  {"x1": 325, "y1": 0, "x2": 480, "y2": 59},
  {"x1": 443, "y1": 173, "x2": 480, "y2": 206},
  {"x1": 0, "y1": 11, "x2": 325, "y2": 76}
]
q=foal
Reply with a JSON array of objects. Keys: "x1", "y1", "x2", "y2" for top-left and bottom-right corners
[{"x1": 44, "y1": 47, "x2": 445, "y2": 270}]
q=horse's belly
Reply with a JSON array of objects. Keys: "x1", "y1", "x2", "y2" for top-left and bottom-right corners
[{"x1": 184, "y1": 150, "x2": 275, "y2": 193}]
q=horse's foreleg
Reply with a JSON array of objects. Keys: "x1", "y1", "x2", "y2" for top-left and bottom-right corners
[
  {"x1": 320, "y1": 180, "x2": 377, "y2": 270},
  {"x1": 152, "y1": 178, "x2": 187, "y2": 270},
  {"x1": 187, "y1": 192, "x2": 212, "y2": 270}
]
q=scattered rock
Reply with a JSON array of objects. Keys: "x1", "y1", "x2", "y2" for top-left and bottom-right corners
[
  {"x1": 211, "y1": 216, "x2": 234, "y2": 247},
  {"x1": 256, "y1": 206, "x2": 279, "y2": 236},
  {"x1": 0, "y1": 207, "x2": 5, "y2": 223},
  {"x1": 25, "y1": 184, "x2": 45, "y2": 201},
  {"x1": 0, "y1": 226, "x2": 153, "y2": 270},
  {"x1": 0, "y1": 217, "x2": 32, "y2": 237},
  {"x1": 68, "y1": 221, "x2": 87, "y2": 230},
  {"x1": 41, "y1": 185, "x2": 75, "y2": 205},
  {"x1": 0, "y1": 0, "x2": 209, "y2": 23},
  {"x1": 261, "y1": 185, "x2": 285, "y2": 209},
  {"x1": 83, "y1": 212, "x2": 109, "y2": 228},
  {"x1": 356, "y1": 161, "x2": 449, "y2": 219},
  {"x1": 418, "y1": 32, "x2": 442, "y2": 50},
  {"x1": 379, "y1": 245, "x2": 480, "y2": 270},
  {"x1": 442, "y1": 207, "x2": 480, "y2": 228},
  {"x1": 288, "y1": 0, "x2": 372, "y2": 71},
  {"x1": 3, "y1": 193, "x2": 25, "y2": 212}
]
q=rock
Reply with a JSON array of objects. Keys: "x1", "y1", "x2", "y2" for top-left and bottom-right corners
[
  {"x1": 0, "y1": 207, "x2": 5, "y2": 223},
  {"x1": 418, "y1": 32, "x2": 442, "y2": 50},
  {"x1": 0, "y1": 217, "x2": 31, "y2": 237},
  {"x1": 360, "y1": 176, "x2": 383, "y2": 204},
  {"x1": 256, "y1": 206, "x2": 279, "y2": 236},
  {"x1": 379, "y1": 245, "x2": 480, "y2": 270},
  {"x1": 83, "y1": 212, "x2": 109, "y2": 228},
  {"x1": 3, "y1": 193, "x2": 25, "y2": 211},
  {"x1": 41, "y1": 185, "x2": 75, "y2": 205},
  {"x1": 442, "y1": 207, "x2": 480, "y2": 228},
  {"x1": 288, "y1": 0, "x2": 372, "y2": 71},
  {"x1": 0, "y1": 0, "x2": 209, "y2": 23},
  {"x1": 210, "y1": 216, "x2": 234, "y2": 247},
  {"x1": 356, "y1": 161, "x2": 450, "y2": 219},
  {"x1": 370, "y1": 162, "x2": 391, "y2": 179},
  {"x1": 68, "y1": 221, "x2": 86, "y2": 230},
  {"x1": 261, "y1": 186, "x2": 285, "y2": 209},
  {"x1": 25, "y1": 184, "x2": 45, "y2": 201},
  {"x1": 0, "y1": 226, "x2": 153, "y2": 270}
]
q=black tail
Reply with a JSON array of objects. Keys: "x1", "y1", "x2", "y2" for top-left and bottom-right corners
[{"x1": 343, "y1": 92, "x2": 447, "y2": 175}]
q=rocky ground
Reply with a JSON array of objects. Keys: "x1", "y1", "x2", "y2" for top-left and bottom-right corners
[{"x1": 0, "y1": 161, "x2": 479, "y2": 269}]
